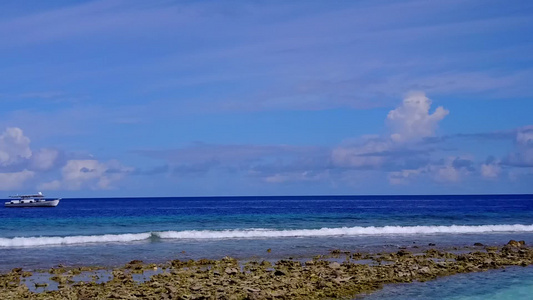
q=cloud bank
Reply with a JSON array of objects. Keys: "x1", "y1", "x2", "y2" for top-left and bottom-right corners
[
  {"x1": 129, "y1": 92, "x2": 532, "y2": 194},
  {"x1": 2, "y1": 90, "x2": 531, "y2": 195},
  {"x1": 0, "y1": 127, "x2": 131, "y2": 191},
  {"x1": 0, "y1": 127, "x2": 32, "y2": 167}
]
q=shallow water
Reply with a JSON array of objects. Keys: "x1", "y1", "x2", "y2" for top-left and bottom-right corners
[{"x1": 362, "y1": 266, "x2": 533, "y2": 300}]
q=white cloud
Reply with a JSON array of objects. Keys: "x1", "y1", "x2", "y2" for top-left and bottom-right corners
[
  {"x1": 264, "y1": 171, "x2": 328, "y2": 184},
  {"x1": 516, "y1": 127, "x2": 533, "y2": 165},
  {"x1": 516, "y1": 126, "x2": 533, "y2": 145},
  {"x1": 388, "y1": 169, "x2": 422, "y2": 185},
  {"x1": 0, "y1": 170, "x2": 35, "y2": 190},
  {"x1": 0, "y1": 127, "x2": 59, "y2": 171},
  {"x1": 387, "y1": 156, "x2": 474, "y2": 185},
  {"x1": 30, "y1": 148, "x2": 59, "y2": 171},
  {"x1": 388, "y1": 164, "x2": 461, "y2": 184},
  {"x1": 0, "y1": 127, "x2": 32, "y2": 166},
  {"x1": 38, "y1": 180, "x2": 62, "y2": 190},
  {"x1": 504, "y1": 126, "x2": 533, "y2": 167},
  {"x1": 40, "y1": 159, "x2": 132, "y2": 190},
  {"x1": 0, "y1": 127, "x2": 133, "y2": 192},
  {"x1": 432, "y1": 165, "x2": 460, "y2": 183},
  {"x1": 431, "y1": 156, "x2": 476, "y2": 183},
  {"x1": 332, "y1": 93, "x2": 448, "y2": 169},
  {"x1": 481, "y1": 162, "x2": 501, "y2": 179},
  {"x1": 387, "y1": 92, "x2": 449, "y2": 142},
  {"x1": 331, "y1": 139, "x2": 391, "y2": 168}
]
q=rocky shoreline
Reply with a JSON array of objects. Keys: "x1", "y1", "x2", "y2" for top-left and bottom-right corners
[{"x1": 1, "y1": 240, "x2": 532, "y2": 300}]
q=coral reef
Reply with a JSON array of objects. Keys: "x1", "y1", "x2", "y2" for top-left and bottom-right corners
[{"x1": 1, "y1": 240, "x2": 531, "y2": 300}]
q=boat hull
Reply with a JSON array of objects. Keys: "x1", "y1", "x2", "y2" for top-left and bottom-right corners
[{"x1": 5, "y1": 199, "x2": 60, "y2": 208}]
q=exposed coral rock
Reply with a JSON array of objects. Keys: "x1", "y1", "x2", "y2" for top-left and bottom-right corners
[
  {"x1": 1, "y1": 243, "x2": 532, "y2": 299},
  {"x1": 506, "y1": 240, "x2": 526, "y2": 248}
]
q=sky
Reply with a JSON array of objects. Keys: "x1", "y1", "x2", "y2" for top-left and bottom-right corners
[{"x1": 0, "y1": 0, "x2": 532, "y2": 197}]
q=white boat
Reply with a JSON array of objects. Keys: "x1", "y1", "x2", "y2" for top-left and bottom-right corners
[{"x1": 5, "y1": 192, "x2": 61, "y2": 208}]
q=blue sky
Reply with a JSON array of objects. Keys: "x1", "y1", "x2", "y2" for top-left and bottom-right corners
[{"x1": 0, "y1": 0, "x2": 532, "y2": 197}]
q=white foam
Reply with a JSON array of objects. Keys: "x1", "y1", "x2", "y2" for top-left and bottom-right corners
[
  {"x1": 0, "y1": 232, "x2": 151, "y2": 247},
  {"x1": 156, "y1": 224, "x2": 533, "y2": 240},
  {"x1": 1, "y1": 224, "x2": 532, "y2": 247}
]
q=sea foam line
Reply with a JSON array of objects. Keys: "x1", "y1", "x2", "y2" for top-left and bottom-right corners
[
  {"x1": 1, "y1": 224, "x2": 532, "y2": 247},
  {"x1": 0, "y1": 233, "x2": 151, "y2": 248},
  {"x1": 156, "y1": 224, "x2": 533, "y2": 239}
]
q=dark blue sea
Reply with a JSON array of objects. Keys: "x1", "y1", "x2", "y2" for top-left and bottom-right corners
[{"x1": 1, "y1": 195, "x2": 532, "y2": 298}]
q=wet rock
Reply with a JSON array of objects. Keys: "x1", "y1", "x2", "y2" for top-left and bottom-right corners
[
  {"x1": 34, "y1": 282, "x2": 48, "y2": 288},
  {"x1": 351, "y1": 252, "x2": 362, "y2": 259},
  {"x1": 246, "y1": 286, "x2": 261, "y2": 293},
  {"x1": 49, "y1": 268, "x2": 68, "y2": 276},
  {"x1": 225, "y1": 267, "x2": 239, "y2": 275},
  {"x1": 474, "y1": 243, "x2": 484, "y2": 246},
  {"x1": 109, "y1": 291, "x2": 127, "y2": 299},
  {"x1": 126, "y1": 260, "x2": 144, "y2": 271},
  {"x1": 396, "y1": 250, "x2": 411, "y2": 257},
  {"x1": 260, "y1": 260, "x2": 272, "y2": 268},
  {"x1": 306, "y1": 260, "x2": 316, "y2": 266},
  {"x1": 21, "y1": 271, "x2": 32, "y2": 278},
  {"x1": 329, "y1": 262, "x2": 341, "y2": 269},
  {"x1": 196, "y1": 258, "x2": 216, "y2": 265},
  {"x1": 424, "y1": 249, "x2": 443, "y2": 258},
  {"x1": 333, "y1": 276, "x2": 352, "y2": 284},
  {"x1": 485, "y1": 246, "x2": 498, "y2": 252},
  {"x1": 1, "y1": 243, "x2": 532, "y2": 300},
  {"x1": 506, "y1": 240, "x2": 525, "y2": 248}
]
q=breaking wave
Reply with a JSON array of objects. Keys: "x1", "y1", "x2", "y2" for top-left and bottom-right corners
[
  {"x1": 1, "y1": 224, "x2": 532, "y2": 248},
  {"x1": 0, "y1": 233, "x2": 152, "y2": 248}
]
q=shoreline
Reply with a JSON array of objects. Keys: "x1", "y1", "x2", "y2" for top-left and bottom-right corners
[{"x1": 1, "y1": 240, "x2": 532, "y2": 299}]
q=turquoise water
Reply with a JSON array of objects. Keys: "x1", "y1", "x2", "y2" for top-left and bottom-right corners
[{"x1": 362, "y1": 266, "x2": 533, "y2": 300}]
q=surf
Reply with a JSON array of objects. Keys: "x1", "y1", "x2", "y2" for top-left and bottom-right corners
[{"x1": 1, "y1": 224, "x2": 533, "y2": 248}]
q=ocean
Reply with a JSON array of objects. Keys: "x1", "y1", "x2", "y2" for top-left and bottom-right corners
[{"x1": 1, "y1": 194, "x2": 532, "y2": 298}]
